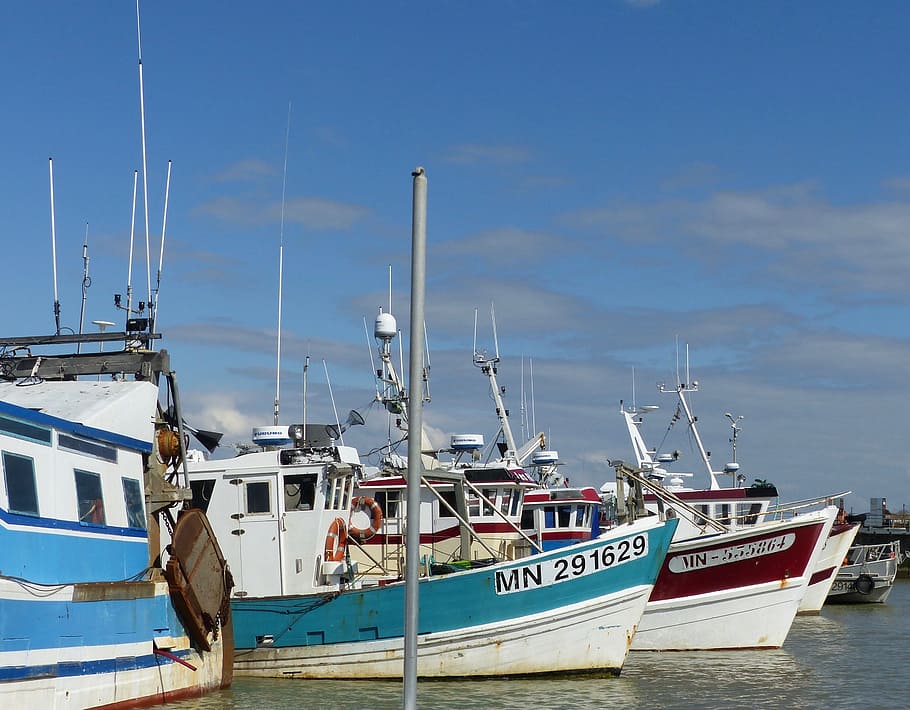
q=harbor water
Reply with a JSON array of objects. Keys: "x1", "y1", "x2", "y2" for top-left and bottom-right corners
[{"x1": 160, "y1": 580, "x2": 909, "y2": 709}]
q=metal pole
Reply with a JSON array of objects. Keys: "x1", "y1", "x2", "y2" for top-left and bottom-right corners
[{"x1": 403, "y1": 166, "x2": 427, "y2": 709}]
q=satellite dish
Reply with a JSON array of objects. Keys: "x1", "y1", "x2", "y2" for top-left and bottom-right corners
[{"x1": 326, "y1": 409, "x2": 366, "y2": 440}]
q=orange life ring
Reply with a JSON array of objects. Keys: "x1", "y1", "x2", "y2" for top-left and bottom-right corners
[
  {"x1": 349, "y1": 496, "x2": 383, "y2": 542},
  {"x1": 324, "y1": 517, "x2": 348, "y2": 562}
]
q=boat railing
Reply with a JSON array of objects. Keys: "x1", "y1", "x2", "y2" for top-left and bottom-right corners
[
  {"x1": 609, "y1": 459, "x2": 729, "y2": 534},
  {"x1": 764, "y1": 491, "x2": 851, "y2": 521}
]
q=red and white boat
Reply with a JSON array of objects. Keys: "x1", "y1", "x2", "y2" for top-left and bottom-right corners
[
  {"x1": 610, "y1": 376, "x2": 842, "y2": 649},
  {"x1": 619, "y1": 466, "x2": 837, "y2": 650}
]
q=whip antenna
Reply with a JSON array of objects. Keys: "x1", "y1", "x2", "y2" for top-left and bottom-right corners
[
  {"x1": 274, "y1": 101, "x2": 291, "y2": 425},
  {"x1": 151, "y1": 159, "x2": 171, "y2": 333},
  {"x1": 77, "y1": 223, "x2": 91, "y2": 352},
  {"x1": 48, "y1": 157, "x2": 61, "y2": 335},
  {"x1": 135, "y1": 0, "x2": 152, "y2": 313}
]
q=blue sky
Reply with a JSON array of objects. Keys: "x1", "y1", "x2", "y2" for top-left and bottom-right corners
[{"x1": 2, "y1": 1, "x2": 909, "y2": 514}]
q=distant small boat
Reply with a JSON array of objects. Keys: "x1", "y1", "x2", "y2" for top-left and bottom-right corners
[{"x1": 826, "y1": 541, "x2": 902, "y2": 604}]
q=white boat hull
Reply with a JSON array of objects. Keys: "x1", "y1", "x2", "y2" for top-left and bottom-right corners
[
  {"x1": 633, "y1": 579, "x2": 805, "y2": 650},
  {"x1": 798, "y1": 523, "x2": 860, "y2": 614},
  {"x1": 236, "y1": 586, "x2": 653, "y2": 678},
  {"x1": 632, "y1": 507, "x2": 835, "y2": 651}
]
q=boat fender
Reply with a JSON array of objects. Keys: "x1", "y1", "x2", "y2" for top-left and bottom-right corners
[
  {"x1": 349, "y1": 496, "x2": 383, "y2": 542},
  {"x1": 853, "y1": 574, "x2": 874, "y2": 595},
  {"x1": 324, "y1": 517, "x2": 348, "y2": 561}
]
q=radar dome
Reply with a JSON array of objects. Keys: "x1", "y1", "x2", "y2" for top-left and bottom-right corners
[{"x1": 374, "y1": 311, "x2": 397, "y2": 340}]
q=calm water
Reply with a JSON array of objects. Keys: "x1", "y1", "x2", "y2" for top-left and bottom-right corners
[{"x1": 160, "y1": 580, "x2": 909, "y2": 710}]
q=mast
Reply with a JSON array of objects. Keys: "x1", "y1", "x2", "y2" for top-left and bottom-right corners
[
  {"x1": 661, "y1": 380, "x2": 719, "y2": 489},
  {"x1": 274, "y1": 102, "x2": 291, "y2": 425},
  {"x1": 473, "y1": 306, "x2": 517, "y2": 458},
  {"x1": 403, "y1": 166, "x2": 427, "y2": 709}
]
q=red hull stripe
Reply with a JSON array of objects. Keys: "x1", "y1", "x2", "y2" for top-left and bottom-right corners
[
  {"x1": 808, "y1": 566, "x2": 837, "y2": 586},
  {"x1": 649, "y1": 521, "x2": 825, "y2": 602}
]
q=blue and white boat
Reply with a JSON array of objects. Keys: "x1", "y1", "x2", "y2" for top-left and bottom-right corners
[
  {"x1": 185, "y1": 430, "x2": 676, "y2": 678},
  {"x1": 0, "y1": 331, "x2": 233, "y2": 707}
]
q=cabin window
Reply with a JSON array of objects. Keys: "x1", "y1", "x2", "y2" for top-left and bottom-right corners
[
  {"x1": 59, "y1": 433, "x2": 117, "y2": 463},
  {"x1": 327, "y1": 476, "x2": 350, "y2": 512},
  {"x1": 499, "y1": 490, "x2": 511, "y2": 515},
  {"x1": 245, "y1": 480, "x2": 272, "y2": 515},
  {"x1": 544, "y1": 505, "x2": 556, "y2": 529},
  {"x1": 694, "y1": 504, "x2": 710, "y2": 526},
  {"x1": 738, "y1": 502, "x2": 762, "y2": 526},
  {"x1": 284, "y1": 474, "x2": 317, "y2": 511},
  {"x1": 576, "y1": 506, "x2": 587, "y2": 526},
  {"x1": 557, "y1": 505, "x2": 572, "y2": 528},
  {"x1": 510, "y1": 491, "x2": 521, "y2": 517},
  {"x1": 2, "y1": 451, "x2": 39, "y2": 515},
  {"x1": 190, "y1": 479, "x2": 216, "y2": 513},
  {"x1": 75, "y1": 469, "x2": 106, "y2": 525},
  {"x1": 438, "y1": 489, "x2": 458, "y2": 518},
  {"x1": 481, "y1": 488, "x2": 496, "y2": 516},
  {"x1": 716, "y1": 503, "x2": 731, "y2": 524},
  {"x1": 0, "y1": 416, "x2": 51, "y2": 446},
  {"x1": 122, "y1": 477, "x2": 146, "y2": 529},
  {"x1": 376, "y1": 490, "x2": 401, "y2": 519},
  {"x1": 520, "y1": 507, "x2": 535, "y2": 531}
]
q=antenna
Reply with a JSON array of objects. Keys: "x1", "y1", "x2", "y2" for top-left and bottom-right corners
[
  {"x1": 398, "y1": 327, "x2": 406, "y2": 395},
  {"x1": 675, "y1": 335, "x2": 680, "y2": 387},
  {"x1": 422, "y1": 319, "x2": 431, "y2": 402},
  {"x1": 150, "y1": 159, "x2": 172, "y2": 335},
  {"x1": 472, "y1": 308, "x2": 479, "y2": 359},
  {"x1": 274, "y1": 102, "x2": 292, "y2": 426},
  {"x1": 685, "y1": 343, "x2": 690, "y2": 387},
  {"x1": 48, "y1": 158, "x2": 61, "y2": 335},
  {"x1": 364, "y1": 317, "x2": 380, "y2": 398},
  {"x1": 323, "y1": 359, "x2": 342, "y2": 445},
  {"x1": 302, "y1": 354, "x2": 310, "y2": 441},
  {"x1": 631, "y1": 366, "x2": 636, "y2": 410},
  {"x1": 77, "y1": 223, "x2": 91, "y2": 353},
  {"x1": 124, "y1": 169, "x2": 138, "y2": 322},
  {"x1": 529, "y1": 357, "x2": 536, "y2": 436},
  {"x1": 491, "y1": 303, "x2": 500, "y2": 360},
  {"x1": 520, "y1": 357, "x2": 527, "y2": 442},
  {"x1": 135, "y1": 0, "x2": 152, "y2": 313},
  {"x1": 725, "y1": 412, "x2": 744, "y2": 464}
]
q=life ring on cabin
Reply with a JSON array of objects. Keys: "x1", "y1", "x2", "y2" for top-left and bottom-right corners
[
  {"x1": 853, "y1": 574, "x2": 874, "y2": 595},
  {"x1": 348, "y1": 496, "x2": 383, "y2": 542},
  {"x1": 324, "y1": 517, "x2": 348, "y2": 562}
]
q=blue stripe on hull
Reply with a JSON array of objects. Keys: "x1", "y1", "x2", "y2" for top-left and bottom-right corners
[
  {"x1": 0, "y1": 591, "x2": 181, "y2": 652},
  {"x1": 0, "y1": 516, "x2": 148, "y2": 584},
  {"x1": 0, "y1": 648, "x2": 195, "y2": 683},
  {"x1": 232, "y1": 520, "x2": 676, "y2": 650}
]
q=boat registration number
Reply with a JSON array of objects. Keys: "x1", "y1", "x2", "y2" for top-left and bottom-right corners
[
  {"x1": 494, "y1": 533, "x2": 649, "y2": 595},
  {"x1": 667, "y1": 533, "x2": 796, "y2": 573},
  {"x1": 829, "y1": 580, "x2": 854, "y2": 593}
]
